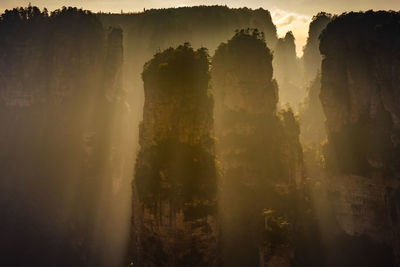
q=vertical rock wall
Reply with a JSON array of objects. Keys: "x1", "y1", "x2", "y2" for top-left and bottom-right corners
[
  {"x1": 212, "y1": 29, "x2": 303, "y2": 267},
  {"x1": 0, "y1": 7, "x2": 126, "y2": 267},
  {"x1": 131, "y1": 44, "x2": 218, "y2": 266},
  {"x1": 302, "y1": 12, "x2": 333, "y2": 86},
  {"x1": 320, "y1": 11, "x2": 400, "y2": 265}
]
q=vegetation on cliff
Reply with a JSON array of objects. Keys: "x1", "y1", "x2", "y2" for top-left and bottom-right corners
[
  {"x1": 2, "y1": 5, "x2": 400, "y2": 267},
  {"x1": 212, "y1": 29, "x2": 306, "y2": 266},
  {"x1": 132, "y1": 44, "x2": 218, "y2": 266}
]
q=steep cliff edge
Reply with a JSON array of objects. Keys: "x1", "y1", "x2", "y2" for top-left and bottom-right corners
[
  {"x1": 320, "y1": 11, "x2": 400, "y2": 265},
  {"x1": 130, "y1": 44, "x2": 218, "y2": 266},
  {"x1": 99, "y1": 7, "x2": 280, "y2": 150},
  {"x1": 0, "y1": 7, "x2": 126, "y2": 267},
  {"x1": 299, "y1": 13, "x2": 332, "y2": 145},
  {"x1": 302, "y1": 13, "x2": 333, "y2": 86},
  {"x1": 212, "y1": 29, "x2": 304, "y2": 267}
]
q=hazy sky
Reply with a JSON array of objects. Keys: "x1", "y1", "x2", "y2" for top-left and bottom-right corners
[{"x1": 1, "y1": 0, "x2": 399, "y2": 56}]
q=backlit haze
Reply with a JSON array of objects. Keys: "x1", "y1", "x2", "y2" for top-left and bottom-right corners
[{"x1": 1, "y1": 0, "x2": 399, "y2": 56}]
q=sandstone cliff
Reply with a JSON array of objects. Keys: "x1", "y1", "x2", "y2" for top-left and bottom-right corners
[
  {"x1": 319, "y1": 11, "x2": 400, "y2": 266},
  {"x1": 212, "y1": 29, "x2": 304, "y2": 266},
  {"x1": 299, "y1": 13, "x2": 332, "y2": 146},
  {"x1": 0, "y1": 7, "x2": 126, "y2": 267},
  {"x1": 99, "y1": 7, "x2": 280, "y2": 148},
  {"x1": 302, "y1": 12, "x2": 333, "y2": 86},
  {"x1": 130, "y1": 44, "x2": 218, "y2": 266}
]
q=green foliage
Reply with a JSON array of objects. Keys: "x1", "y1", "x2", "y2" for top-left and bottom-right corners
[
  {"x1": 212, "y1": 28, "x2": 274, "y2": 83},
  {"x1": 263, "y1": 209, "x2": 292, "y2": 247},
  {"x1": 142, "y1": 43, "x2": 210, "y2": 94},
  {"x1": 212, "y1": 27, "x2": 305, "y2": 266},
  {"x1": 136, "y1": 44, "x2": 217, "y2": 222}
]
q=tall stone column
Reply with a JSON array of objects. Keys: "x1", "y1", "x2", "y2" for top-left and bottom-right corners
[
  {"x1": 212, "y1": 29, "x2": 303, "y2": 267},
  {"x1": 130, "y1": 44, "x2": 219, "y2": 266}
]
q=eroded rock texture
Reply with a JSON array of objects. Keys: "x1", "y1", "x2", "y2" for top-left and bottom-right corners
[
  {"x1": 212, "y1": 29, "x2": 304, "y2": 267},
  {"x1": 0, "y1": 7, "x2": 126, "y2": 267},
  {"x1": 130, "y1": 44, "x2": 218, "y2": 266},
  {"x1": 320, "y1": 11, "x2": 400, "y2": 265}
]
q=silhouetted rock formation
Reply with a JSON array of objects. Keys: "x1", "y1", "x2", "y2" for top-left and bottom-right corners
[
  {"x1": 130, "y1": 44, "x2": 218, "y2": 266},
  {"x1": 99, "y1": 6, "x2": 280, "y2": 143},
  {"x1": 302, "y1": 12, "x2": 332, "y2": 85},
  {"x1": 100, "y1": 6, "x2": 278, "y2": 53},
  {"x1": 0, "y1": 6, "x2": 126, "y2": 267},
  {"x1": 273, "y1": 31, "x2": 303, "y2": 109},
  {"x1": 299, "y1": 13, "x2": 332, "y2": 147},
  {"x1": 320, "y1": 11, "x2": 400, "y2": 266},
  {"x1": 212, "y1": 29, "x2": 303, "y2": 267}
]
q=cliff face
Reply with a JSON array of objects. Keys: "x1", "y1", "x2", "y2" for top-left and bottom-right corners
[
  {"x1": 100, "y1": 6, "x2": 278, "y2": 54},
  {"x1": 131, "y1": 44, "x2": 218, "y2": 266},
  {"x1": 299, "y1": 13, "x2": 332, "y2": 146},
  {"x1": 0, "y1": 7, "x2": 126, "y2": 267},
  {"x1": 320, "y1": 11, "x2": 400, "y2": 265},
  {"x1": 273, "y1": 31, "x2": 303, "y2": 109},
  {"x1": 212, "y1": 29, "x2": 303, "y2": 266},
  {"x1": 302, "y1": 13, "x2": 332, "y2": 85},
  {"x1": 99, "y1": 7, "x2": 280, "y2": 147}
]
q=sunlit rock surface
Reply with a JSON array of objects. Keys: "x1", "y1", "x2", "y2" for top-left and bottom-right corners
[
  {"x1": 320, "y1": 11, "x2": 400, "y2": 265},
  {"x1": 130, "y1": 44, "x2": 218, "y2": 266}
]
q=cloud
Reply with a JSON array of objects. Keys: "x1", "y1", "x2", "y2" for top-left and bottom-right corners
[
  {"x1": 270, "y1": 7, "x2": 311, "y2": 57},
  {"x1": 277, "y1": 15, "x2": 297, "y2": 27}
]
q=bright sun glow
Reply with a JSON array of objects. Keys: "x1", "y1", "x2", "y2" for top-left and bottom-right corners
[{"x1": 271, "y1": 7, "x2": 312, "y2": 57}]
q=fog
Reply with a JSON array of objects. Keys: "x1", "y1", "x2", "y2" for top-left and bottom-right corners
[{"x1": 1, "y1": 4, "x2": 400, "y2": 267}]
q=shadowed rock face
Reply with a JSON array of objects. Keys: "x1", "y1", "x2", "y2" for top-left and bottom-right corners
[
  {"x1": 302, "y1": 12, "x2": 332, "y2": 85},
  {"x1": 0, "y1": 7, "x2": 126, "y2": 267},
  {"x1": 212, "y1": 29, "x2": 303, "y2": 267},
  {"x1": 298, "y1": 13, "x2": 332, "y2": 146},
  {"x1": 130, "y1": 44, "x2": 218, "y2": 267},
  {"x1": 320, "y1": 11, "x2": 400, "y2": 265}
]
